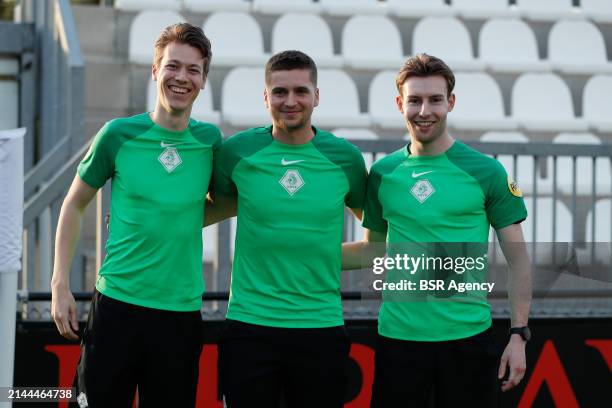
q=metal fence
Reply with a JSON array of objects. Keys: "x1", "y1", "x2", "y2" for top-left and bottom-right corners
[{"x1": 18, "y1": 138, "x2": 612, "y2": 320}]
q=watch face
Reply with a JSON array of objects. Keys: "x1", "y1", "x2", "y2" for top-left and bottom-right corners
[
  {"x1": 510, "y1": 327, "x2": 531, "y2": 341},
  {"x1": 522, "y1": 327, "x2": 531, "y2": 341}
]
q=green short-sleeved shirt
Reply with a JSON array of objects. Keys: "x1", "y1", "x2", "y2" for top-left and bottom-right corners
[
  {"x1": 78, "y1": 113, "x2": 222, "y2": 311},
  {"x1": 363, "y1": 140, "x2": 527, "y2": 341},
  {"x1": 213, "y1": 126, "x2": 366, "y2": 328}
]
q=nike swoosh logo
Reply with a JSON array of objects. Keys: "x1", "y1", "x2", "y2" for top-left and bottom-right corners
[
  {"x1": 412, "y1": 170, "x2": 434, "y2": 178},
  {"x1": 281, "y1": 158, "x2": 305, "y2": 166},
  {"x1": 161, "y1": 141, "x2": 177, "y2": 148}
]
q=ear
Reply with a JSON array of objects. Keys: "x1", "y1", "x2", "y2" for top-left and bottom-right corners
[
  {"x1": 264, "y1": 88, "x2": 269, "y2": 109},
  {"x1": 447, "y1": 93, "x2": 456, "y2": 113},
  {"x1": 314, "y1": 87, "x2": 320, "y2": 107},
  {"x1": 152, "y1": 63, "x2": 158, "y2": 81},
  {"x1": 396, "y1": 94, "x2": 404, "y2": 114}
]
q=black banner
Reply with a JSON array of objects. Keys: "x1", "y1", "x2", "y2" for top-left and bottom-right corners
[{"x1": 13, "y1": 318, "x2": 612, "y2": 407}]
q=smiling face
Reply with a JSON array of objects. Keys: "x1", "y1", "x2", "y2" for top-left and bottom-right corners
[
  {"x1": 152, "y1": 41, "x2": 205, "y2": 115},
  {"x1": 264, "y1": 69, "x2": 320, "y2": 134},
  {"x1": 397, "y1": 75, "x2": 455, "y2": 147}
]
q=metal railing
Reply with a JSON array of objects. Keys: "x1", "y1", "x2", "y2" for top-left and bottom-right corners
[
  {"x1": 17, "y1": 138, "x2": 612, "y2": 320},
  {"x1": 18, "y1": 0, "x2": 86, "y2": 296}
]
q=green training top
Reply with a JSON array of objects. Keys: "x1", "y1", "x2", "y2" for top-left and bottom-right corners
[
  {"x1": 363, "y1": 140, "x2": 527, "y2": 341},
  {"x1": 213, "y1": 126, "x2": 366, "y2": 328},
  {"x1": 78, "y1": 113, "x2": 222, "y2": 311}
]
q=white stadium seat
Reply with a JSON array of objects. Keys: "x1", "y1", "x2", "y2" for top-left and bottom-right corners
[
  {"x1": 480, "y1": 131, "x2": 551, "y2": 195},
  {"x1": 202, "y1": 225, "x2": 218, "y2": 263},
  {"x1": 583, "y1": 75, "x2": 612, "y2": 133},
  {"x1": 115, "y1": 0, "x2": 180, "y2": 11},
  {"x1": 129, "y1": 11, "x2": 185, "y2": 65},
  {"x1": 449, "y1": 72, "x2": 517, "y2": 131},
  {"x1": 582, "y1": 0, "x2": 612, "y2": 23},
  {"x1": 221, "y1": 67, "x2": 268, "y2": 127},
  {"x1": 387, "y1": 0, "x2": 453, "y2": 18},
  {"x1": 147, "y1": 78, "x2": 220, "y2": 125},
  {"x1": 203, "y1": 12, "x2": 269, "y2": 67},
  {"x1": 548, "y1": 20, "x2": 612, "y2": 75},
  {"x1": 341, "y1": 16, "x2": 405, "y2": 70},
  {"x1": 252, "y1": 0, "x2": 321, "y2": 15},
  {"x1": 319, "y1": 0, "x2": 386, "y2": 16},
  {"x1": 511, "y1": 73, "x2": 588, "y2": 132},
  {"x1": 452, "y1": 0, "x2": 518, "y2": 19},
  {"x1": 412, "y1": 17, "x2": 485, "y2": 71},
  {"x1": 522, "y1": 198, "x2": 573, "y2": 243},
  {"x1": 584, "y1": 199, "x2": 612, "y2": 264},
  {"x1": 313, "y1": 70, "x2": 370, "y2": 127},
  {"x1": 585, "y1": 199, "x2": 612, "y2": 243},
  {"x1": 515, "y1": 0, "x2": 583, "y2": 22},
  {"x1": 332, "y1": 128, "x2": 378, "y2": 140},
  {"x1": 271, "y1": 14, "x2": 342, "y2": 68},
  {"x1": 368, "y1": 71, "x2": 405, "y2": 129},
  {"x1": 184, "y1": 0, "x2": 250, "y2": 13},
  {"x1": 479, "y1": 18, "x2": 550, "y2": 73},
  {"x1": 552, "y1": 133, "x2": 611, "y2": 195}
]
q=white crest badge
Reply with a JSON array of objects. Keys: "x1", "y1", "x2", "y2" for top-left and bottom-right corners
[
  {"x1": 411, "y1": 179, "x2": 435, "y2": 203},
  {"x1": 158, "y1": 147, "x2": 182, "y2": 173},
  {"x1": 279, "y1": 169, "x2": 305, "y2": 196}
]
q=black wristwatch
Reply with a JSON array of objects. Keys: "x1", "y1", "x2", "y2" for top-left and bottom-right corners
[{"x1": 509, "y1": 326, "x2": 531, "y2": 341}]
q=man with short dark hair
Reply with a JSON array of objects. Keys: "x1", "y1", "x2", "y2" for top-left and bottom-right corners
[
  {"x1": 343, "y1": 54, "x2": 532, "y2": 407},
  {"x1": 208, "y1": 50, "x2": 367, "y2": 407},
  {"x1": 51, "y1": 23, "x2": 220, "y2": 407}
]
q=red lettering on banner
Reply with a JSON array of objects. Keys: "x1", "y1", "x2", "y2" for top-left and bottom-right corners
[
  {"x1": 585, "y1": 340, "x2": 612, "y2": 371},
  {"x1": 518, "y1": 340, "x2": 579, "y2": 408},
  {"x1": 196, "y1": 344, "x2": 223, "y2": 408},
  {"x1": 44, "y1": 345, "x2": 80, "y2": 408},
  {"x1": 345, "y1": 343, "x2": 375, "y2": 408}
]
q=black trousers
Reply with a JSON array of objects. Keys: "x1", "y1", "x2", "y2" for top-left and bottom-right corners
[
  {"x1": 72, "y1": 291, "x2": 203, "y2": 408},
  {"x1": 218, "y1": 319, "x2": 351, "y2": 408},
  {"x1": 371, "y1": 328, "x2": 500, "y2": 408}
]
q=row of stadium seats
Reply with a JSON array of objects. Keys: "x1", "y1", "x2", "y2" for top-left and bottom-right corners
[
  {"x1": 129, "y1": 11, "x2": 612, "y2": 75},
  {"x1": 116, "y1": 0, "x2": 612, "y2": 23},
  {"x1": 203, "y1": 198, "x2": 612, "y2": 262},
  {"x1": 146, "y1": 69, "x2": 612, "y2": 134}
]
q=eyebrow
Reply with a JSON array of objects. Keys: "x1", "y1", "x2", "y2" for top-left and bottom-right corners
[
  {"x1": 408, "y1": 93, "x2": 445, "y2": 98},
  {"x1": 166, "y1": 59, "x2": 202, "y2": 68}
]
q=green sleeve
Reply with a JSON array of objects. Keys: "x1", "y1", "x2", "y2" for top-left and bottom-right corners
[
  {"x1": 212, "y1": 138, "x2": 238, "y2": 197},
  {"x1": 77, "y1": 121, "x2": 120, "y2": 189},
  {"x1": 211, "y1": 127, "x2": 273, "y2": 197},
  {"x1": 485, "y1": 160, "x2": 528, "y2": 230},
  {"x1": 362, "y1": 164, "x2": 388, "y2": 233},
  {"x1": 312, "y1": 131, "x2": 367, "y2": 209},
  {"x1": 342, "y1": 145, "x2": 367, "y2": 209},
  {"x1": 190, "y1": 121, "x2": 223, "y2": 194}
]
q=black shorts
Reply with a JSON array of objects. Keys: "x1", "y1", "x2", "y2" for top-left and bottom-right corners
[
  {"x1": 371, "y1": 328, "x2": 500, "y2": 408},
  {"x1": 71, "y1": 291, "x2": 203, "y2": 408},
  {"x1": 218, "y1": 319, "x2": 351, "y2": 408}
]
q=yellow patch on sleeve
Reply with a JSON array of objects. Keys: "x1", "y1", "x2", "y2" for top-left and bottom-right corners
[{"x1": 507, "y1": 176, "x2": 523, "y2": 197}]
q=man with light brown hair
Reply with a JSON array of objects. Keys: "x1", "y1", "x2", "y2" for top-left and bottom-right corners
[
  {"x1": 343, "y1": 54, "x2": 532, "y2": 407},
  {"x1": 51, "y1": 23, "x2": 220, "y2": 407}
]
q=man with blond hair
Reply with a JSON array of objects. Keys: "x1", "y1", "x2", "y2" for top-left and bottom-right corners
[{"x1": 51, "y1": 23, "x2": 220, "y2": 407}]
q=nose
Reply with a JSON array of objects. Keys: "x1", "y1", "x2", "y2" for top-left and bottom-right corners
[
  {"x1": 419, "y1": 101, "x2": 432, "y2": 117},
  {"x1": 284, "y1": 91, "x2": 297, "y2": 107},
  {"x1": 175, "y1": 67, "x2": 187, "y2": 82}
]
